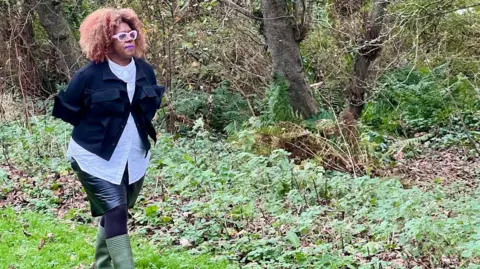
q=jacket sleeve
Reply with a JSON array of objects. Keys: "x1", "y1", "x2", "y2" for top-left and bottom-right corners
[
  {"x1": 147, "y1": 65, "x2": 166, "y2": 110},
  {"x1": 52, "y1": 71, "x2": 87, "y2": 126},
  {"x1": 152, "y1": 85, "x2": 165, "y2": 109}
]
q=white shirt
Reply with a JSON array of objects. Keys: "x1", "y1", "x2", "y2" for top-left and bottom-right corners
[{"x1": 66, "y1": 58, "x2": 151, "y2": 185}]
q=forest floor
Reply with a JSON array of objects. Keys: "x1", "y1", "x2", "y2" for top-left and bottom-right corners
[
  {"x1": 1, "y1": 117, "x2": 480, "y2": 268},
  {"x1": 2, "y1": 148, "x2": 479, "y2": 269},
  {"x1": 378, "y1": 146, "x2": 479, "y2": 192}
]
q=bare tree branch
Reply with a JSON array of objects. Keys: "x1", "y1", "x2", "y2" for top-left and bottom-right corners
[
  {"x1": 217, "y1": 0, "x2": 261, "y2": 20},
  {"x1": 430, "y1": 3, "x2": 480, "y2": 17}
]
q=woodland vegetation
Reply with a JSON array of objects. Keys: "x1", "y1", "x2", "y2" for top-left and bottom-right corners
[{"x1": 1, "y1": 0, "x2": 480, "y2": 268}]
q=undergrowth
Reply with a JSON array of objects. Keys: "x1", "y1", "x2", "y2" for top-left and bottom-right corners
[
  {"x1": 168, "y1": 81, "x2": 255, "y2": 132},
  {"x1": 363, "y1": 65, "x2": 480, "y2": 139},
  {"x1": 1, "y1": 116, "x2": 480, "y2": 268}
]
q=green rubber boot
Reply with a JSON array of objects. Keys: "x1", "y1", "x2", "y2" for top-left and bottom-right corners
[
  {"x1": 105, "y1": 234, "x2": 135, "y2": 269},
  {"x1": 95, "y1": 224, "x2": 113, "y2": 269}
]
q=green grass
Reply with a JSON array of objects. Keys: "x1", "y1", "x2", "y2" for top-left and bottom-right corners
[{"x1": 0, "y1": 207, "x2": 235, "y2": 269}]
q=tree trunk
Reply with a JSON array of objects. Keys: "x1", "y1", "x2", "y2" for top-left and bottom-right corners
[
  {"x1": 1, "y1": 0, "x2": 45, "y2": 96},
  {"x1": 0, "y1": 2, "x2": 8, "y2": 90},
  {"x1": 261, "y1": 0, "x2": 318, "y2": 118},
  {"x1": 35, "y1": 0, "x2": 83, "y2": 77},
  {"x1": 0, "y1": 2, "x2": 9, "y2": 96},
  {"x1": 345, "y1": 0, "x2": 389, "y2": 120}
]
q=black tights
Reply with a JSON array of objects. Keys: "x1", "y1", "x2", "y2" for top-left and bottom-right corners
[{"x1": 100, "y1": 204, "x2": 128, "y2": 239}]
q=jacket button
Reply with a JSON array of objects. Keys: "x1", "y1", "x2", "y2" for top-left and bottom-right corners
[{"x1": 112, "y1": 142, "x2": 116, "y2": 146}]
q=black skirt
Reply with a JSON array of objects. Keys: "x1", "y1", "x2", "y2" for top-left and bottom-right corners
[{"x1": 70, "y1": 159, "x2": 144, "y2": 217}]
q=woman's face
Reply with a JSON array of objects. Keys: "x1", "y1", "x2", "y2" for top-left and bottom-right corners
[{"x1": 111, "y1": 22, "x2": 136, "y2": 60}]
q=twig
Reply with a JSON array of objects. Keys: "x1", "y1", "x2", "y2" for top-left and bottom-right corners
[
  {"x1": 218, "y1": 0, "x2": 294, "y2": 21},
  {"x1": 429, "y1": 3, "x2": 480, "y2": 17},
  {"x1": 291, "y1": 168, "x2": 309, "y2": 208},
  {"x1": 217, "y1": 0, "x2": 260, "y2": 20},
  {"x1": 311, "y1": 175, "x2": 320, "y2": 204},
  {"x1": 14, "y1": 42, "x2": 31, "y2": 132}
]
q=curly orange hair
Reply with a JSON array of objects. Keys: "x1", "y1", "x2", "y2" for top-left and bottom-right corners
[{"x1": 79, "y1": 8, "x2": 147, "y2": 63}]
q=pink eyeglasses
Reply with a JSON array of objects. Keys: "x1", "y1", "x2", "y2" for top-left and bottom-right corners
[{"x1": 112, "y1": 30, "x2": 138, "y2": 42}]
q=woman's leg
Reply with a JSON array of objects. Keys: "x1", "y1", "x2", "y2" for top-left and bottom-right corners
[
  {"x1": 104, "y1": 204, "x2": 134, "y2": 269},
  {"x1": 103, "y1": 203, "x2": 134, "y2": 269},
  {"x1": 95, "y1": 216, "x2": 112, "y2": 269},
  {"x1": 70, "y1": 159, "x2": 114, "y2": 268},
  {"x1": 103, "y1": 204, "x2": 128, "y2": 238}
]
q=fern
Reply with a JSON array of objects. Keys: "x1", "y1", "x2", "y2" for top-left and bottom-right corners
[
  {"x1": 387, "y1": 133, "x2": 434, "y2": 155},
  {"x1": 362, "y1": 65, "x2": 480, "y2": 136},
  {"x1": 261, "y1": 73, "x2": 297, "y2": 124}
]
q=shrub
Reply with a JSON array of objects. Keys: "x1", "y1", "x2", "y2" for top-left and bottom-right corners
[
  {"x1": 362, "y1": 65, "x2": 480, "y2": 136},
  {"x1": 171, "y1": 81, "x2": 254, "y2": 132}
]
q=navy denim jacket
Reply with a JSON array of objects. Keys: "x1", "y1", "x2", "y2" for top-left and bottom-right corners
[{"x1": 52, "y1": 57, "x2": 165, "y2": 161}]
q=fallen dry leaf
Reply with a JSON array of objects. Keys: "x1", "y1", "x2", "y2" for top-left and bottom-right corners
[
  {"x1": 179, "y1": 238, "x2": 192, "y2": 247},
  {"x1": 38, "y1": 238, "x2": 45, "y2": 250},
  {"x1": 378, "y1": 146, "x2": 479, "y2": 191}
]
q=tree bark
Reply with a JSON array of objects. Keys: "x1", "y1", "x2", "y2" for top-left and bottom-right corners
[
  {"x1": 261, "y1": 0, "x2": 318, "y2": 118},
  {"x1": 1, "y1": 0, "x2": 44, "y2": 95},
  {"x1": 345, "y1": 0, "x2": 389, "y2": 120},
  {"x1": 0, "y1": 3, "x2": 7, "y2": 95},
  {"x1": 35, "y1": 0, "x2": 83, "y2": 77}
]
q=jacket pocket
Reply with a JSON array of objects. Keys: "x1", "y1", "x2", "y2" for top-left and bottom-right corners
[
  {"x1": 90, "y1": 89, "x2": 124, "y2": 115},
  {"x1": 139, "y1": 86, "x2": 161, "y2": 113}
]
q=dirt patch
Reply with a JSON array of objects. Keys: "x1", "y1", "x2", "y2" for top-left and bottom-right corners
[{"x1": 378, "y1": 147, "x2": 480, "y2": 191}]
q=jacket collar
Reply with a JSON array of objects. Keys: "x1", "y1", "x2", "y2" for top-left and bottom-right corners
[{"x1": 101, "y1": 57, "x2": 146, "y2": 82}]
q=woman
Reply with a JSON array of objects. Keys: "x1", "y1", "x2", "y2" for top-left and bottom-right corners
[{"x1": 52, "y1": 8, "x2": 164, "y2": 269}]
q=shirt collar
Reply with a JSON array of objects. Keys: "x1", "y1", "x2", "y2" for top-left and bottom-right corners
[{"x1": 107, "y1": 58, "x2": 136, "y2": 82}]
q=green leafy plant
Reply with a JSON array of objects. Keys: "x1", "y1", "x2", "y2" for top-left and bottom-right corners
[
  {"x1": 260, "y1": 73, "x2": 300, "y2": 124},
  {"x1": 171, "y1": 82, "x2": 253, "y2": 132},
  {"x1": 363, "y1": 65, "x2": 480, "y2": 136}
]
